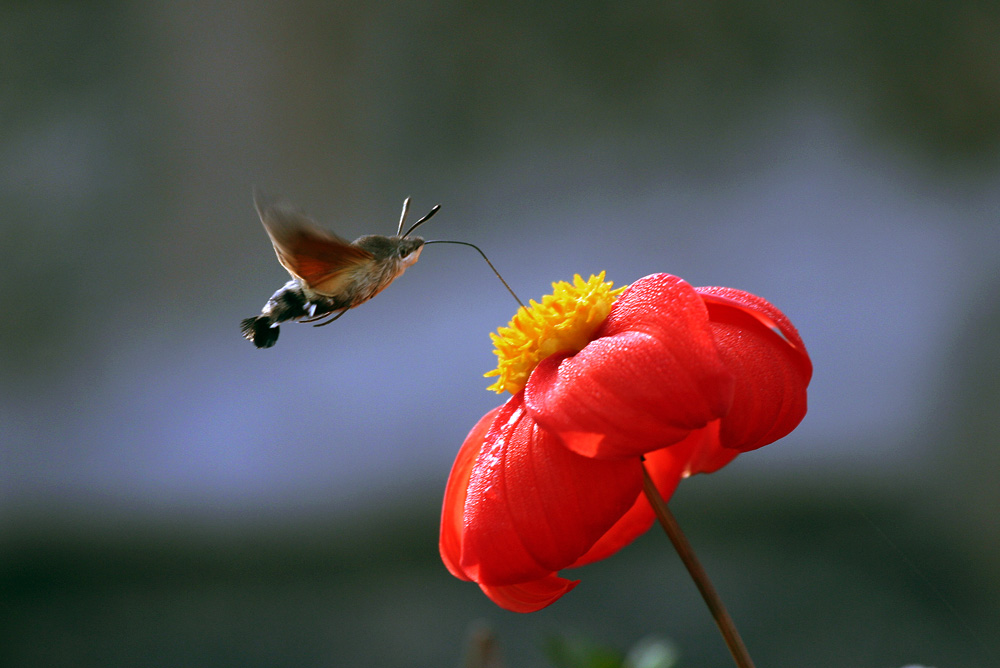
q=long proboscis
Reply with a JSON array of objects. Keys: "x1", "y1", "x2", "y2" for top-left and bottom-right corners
[{"x1": 424, "y1": 240, "x2": 525, "y2": 308}]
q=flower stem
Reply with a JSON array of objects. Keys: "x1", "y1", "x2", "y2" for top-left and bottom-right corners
[{"x1": 641, "y1": 463, "x2": 756, "y2": 668}]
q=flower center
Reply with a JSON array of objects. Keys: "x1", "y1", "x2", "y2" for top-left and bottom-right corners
[{"x1": 485, "y1": 272, "x2": 627, "y2": 394}]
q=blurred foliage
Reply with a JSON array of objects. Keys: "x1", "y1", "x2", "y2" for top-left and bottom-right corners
[
  {"x1": 1, "y1": 480, "x2": 994, "y2": 667},
  {"x1": 346, "y1": 0, "x2": 1000, "y2": 167},
  {"x1": 543, "y1": 633, "x2": 624, "y2": 668},
  {"x1": 542, "y1": 633, "x2": 677, "y2": 668}
]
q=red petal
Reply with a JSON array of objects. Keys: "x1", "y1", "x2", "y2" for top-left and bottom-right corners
[
  {"x1": 478, "y1": 574, "x2": 579, "y2": 613},
  {"x1": 568, "y1": 442, "x2": 694, "y2": 568},
  {"x1": 568, "y1": 491, "x2": 652, "y2": 568},
  {"x1": 661, "y1": 420, "x2": 740, "y2": 476},
  {"x1": 440, "y1": 406, "x2": 501, "y2": 581},
  {"x1": 525, "y1": 274, "x2": 734, "y2": 459},
  {"x1": 697, "y1": 288, "x2": 812, "y2": 452},
  {"x1": 460, "y1": 392, "x2": 643, "y2": 586}
]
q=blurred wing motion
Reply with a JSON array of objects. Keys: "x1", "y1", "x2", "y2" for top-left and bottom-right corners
[{"x1": 253, "y1": 191, "x2": 373, "y2": 296}]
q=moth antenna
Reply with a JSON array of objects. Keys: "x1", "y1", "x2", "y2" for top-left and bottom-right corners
[
  {"x1": 402, "y1": 204, "x2": 441, "y2": 238},
  {"x1": 424, "y1": 239, "x2": 524, "y2": 308},
  {"x1": 396, "y1": 197, "x2": 411, "y2": 236}
]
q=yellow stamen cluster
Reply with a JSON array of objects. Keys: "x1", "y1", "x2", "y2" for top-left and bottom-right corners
[{"x1": 485, "y1": 272, "x2": 627, "y2": 394}]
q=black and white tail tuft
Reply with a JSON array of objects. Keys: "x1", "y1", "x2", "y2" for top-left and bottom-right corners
[{"x1": 240, "y1": 316, "x2": 280, "y2": 349}]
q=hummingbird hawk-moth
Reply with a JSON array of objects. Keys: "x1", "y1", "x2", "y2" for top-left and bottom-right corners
[
  {"x1": 240, "y1": 191, "x2": 441, "y2": 348},
  {"x1": 241, "y1": 191, "x2": 522, "y2": 348}
]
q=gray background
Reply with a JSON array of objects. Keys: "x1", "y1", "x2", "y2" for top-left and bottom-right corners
[{"x1": 2, "y1": 2, "x2": 998, "y2": 667}]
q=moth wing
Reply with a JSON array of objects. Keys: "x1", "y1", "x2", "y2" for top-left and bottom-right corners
[{"x1": 253, "y1": 190, "x2": 372, "y2": 295}]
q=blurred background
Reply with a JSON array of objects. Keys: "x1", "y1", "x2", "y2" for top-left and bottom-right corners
[{"x1": 2, "y1": 1, "x2": 998, "y2": 666}]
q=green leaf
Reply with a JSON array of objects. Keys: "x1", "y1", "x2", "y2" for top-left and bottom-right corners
[{"x1": 543, "y1": 633, "x2": 624, "y2": 668}]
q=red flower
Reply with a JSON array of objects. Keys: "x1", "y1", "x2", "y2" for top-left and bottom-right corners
[{"x1": 440, "y1": 273, "x2": 811, "y2": 612}]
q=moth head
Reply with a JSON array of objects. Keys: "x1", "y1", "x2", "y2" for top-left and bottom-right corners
[
  {"x1": 396, "y1": 236, "x2": 425, "y2": 267},
  {"x1": 352, "y1": 234, "x2": 424, "y2": 267}
]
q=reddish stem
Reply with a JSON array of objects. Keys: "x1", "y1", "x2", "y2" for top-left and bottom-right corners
[{"x1": 641, "y1": 463, "x2": 756, "y2": 668}]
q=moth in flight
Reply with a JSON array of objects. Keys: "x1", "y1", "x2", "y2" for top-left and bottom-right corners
[
  {"x1": 241, "y1": 191, "x2": 523, "y2": 349},
  {"x1": 240, "y1": 191, "x2": 439, "y2": 348}
]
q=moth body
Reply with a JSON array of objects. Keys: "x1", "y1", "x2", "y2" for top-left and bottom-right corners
[{"x1": 241, "y1": 192, "x2": 434, "y2": 349}]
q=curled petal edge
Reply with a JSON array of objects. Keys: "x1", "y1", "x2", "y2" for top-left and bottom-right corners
[
  {"x1": 479, "y1": 574, "x2": 580, "y2": 613},
  {"x1": 697, "y1": 289, "x2": 811, "y2": 452},
  {"x1": 697, "y1": 289, "x2": 811, "y2": 376}
]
